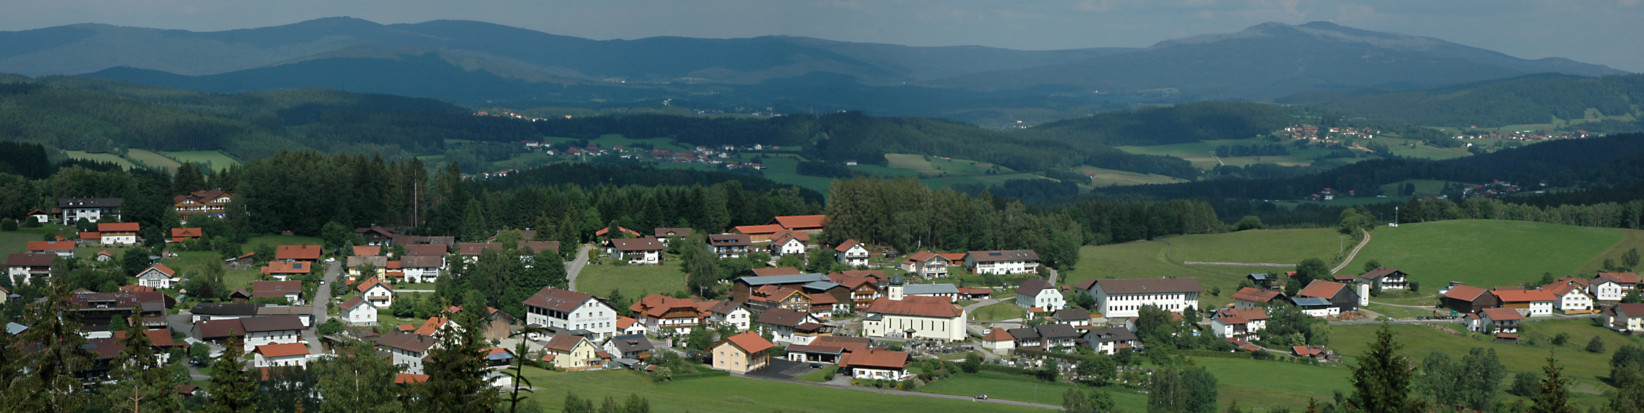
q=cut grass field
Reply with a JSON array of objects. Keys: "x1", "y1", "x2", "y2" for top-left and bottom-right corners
[
  {"x1": 125, "y1": 149, "x2": 182, "y2": 172},
  {"x1": 519, "y1": 368, "x2": 1043, "y2": 412},
  {"x1": 1063, "y1": 228, "x2": 1350, "y2": 308},
  {"x1": 970, "y1": 301, "x2": 1027, "y2": 322},
  {"x1": 1329, "y1": 320, "x2": 1644, "y2": 409},
  {"x1": 0, "y1": 226, "x2": 63, "y2": 255},
  {"x1": 63, "y1": 150, "x2": 137, "y2": 170},
  {"x1": 575, "y1": 260, "x2": 688, "y2": 298},
  {"x1": 1061, "y1": 241, "x2": 1251, "y2": 308},
  {"x1": 1194, "y1": 357, "x2": 1351, "y2": 411},
  {"x1": 1342, "y1": 220, "x2": 1623, "y2": 287},
  {"x1": 1578, "y1": 228, "x2": 1644, "y2": 274},
  {"x1": 159, "y1": 150, "x2": 240, "y2": 172},
  {"x1": 1164, "y1": 228, "x2": 1343, "y2": 264},
  {"x1": 244, "y1": 235, "x2": 324, "y2": 251},
  {"x1": 918, "y1": 370, "x2": 1146, "y2": 411},
  {"x1": 1072, "y1": 166, "x2": 1186, "y2": 187}
]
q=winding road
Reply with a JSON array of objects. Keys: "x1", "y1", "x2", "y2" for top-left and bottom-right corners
[
  {"x1": 1329, "y1": 229, "x2": 1372, "y2": 275},
  {"x1": 566, "y1": 244, "x2": 595, "y2": 291}
]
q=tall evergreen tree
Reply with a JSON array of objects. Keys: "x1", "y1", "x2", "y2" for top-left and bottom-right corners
[
  {"x1": 103, "y1": 312, "x2": 182, "y2": 412},
  {"x1": 1531, "y1": 354, "x2": 1575, "y2": 413},
  {"x1": 16, "y1": 283, "x2": 93, "y2": 411},
  {"x1": 316, "y1": 339, "x2": 405, "y2": 413},
  {"x1": 205, "y1": 337, "x2": 259, "y2": 413},
  {"x1": 1347, "y1": 323, "x2": 1420, "y2": 413},
  {"x1": 419, "y1": 297, "x2": 496, "y2": 412}
]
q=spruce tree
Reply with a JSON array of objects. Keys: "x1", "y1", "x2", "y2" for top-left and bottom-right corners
[
  {"x1": 316, "y1": 339, "x2": 405, "y2": 413},
  {"x1": 17, "y1": 283, "x2": 93, "y2": 411},
  {"x1": 420, "y1": 297, "x2": 496, "y2": 412},
  {"x1": 1347, "y1": 323, "x2": 1419, "y2": 413},
  {"x1": 206, "y1": 336, "x2": 259, "y2": 413},
  {"x1": 1530, "y1": 354, "x2": 1574, "y2": 413},
  {"x1": 104, "y1": 313, "x2": 182, "y2": 412}
]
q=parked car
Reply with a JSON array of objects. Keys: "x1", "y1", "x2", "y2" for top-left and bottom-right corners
[{"x1": 974, "y1": 394, "x2": 988, "y2": 401}]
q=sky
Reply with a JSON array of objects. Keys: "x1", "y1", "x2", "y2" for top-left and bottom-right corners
[{"x1": 3, "y1": 0, "x2": 1642, "y2": 72}]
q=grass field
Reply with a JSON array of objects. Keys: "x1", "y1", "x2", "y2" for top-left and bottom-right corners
[
  {"x1": 970, "y1": 301, "x2": 1028, "y2": 322},
  {"x1": 1062, "y1": 241, "x2": 1252, "y2": 308},
  {"x1": 159, "y1": 150, "x2": 241, "y2": 172},
  {"x1": 576, "y1": 260, "x2": 688, "y2": 298},
  {"x1": 1195, "y1": 357, "x2": 1351, "y2": 411},
  {"x1": 63, "y1": 150, "x2": 138, "y2": 170},
  {"x1": 1116, "y1": 140, "x2": 1317, "y2": 170},
  {"x1": 1329, "y1": 320, "x2": 1644, "y2": 409},
  {"x1": 1342, "y1": 220, "x2": 1623, "y2": 287},
  {"x1": 244, "y1": 235, "x2": 325, "y2": 252},
  {"x1": 0, "y1": 226, "x2": 62, "y2": 256},
  {"x1": 125, "y1": 149, "x2": 182, "y2": 172},
  {"x1": 518, "y1": 367, "x2": 1042, "y2": 412},
  {"x1": 1577, "y1": 228, "x2": 1644, "y2": 274},
  {"x1": 1163, "y1": 228, "x2": 1344, "y2": 264},
  {"x1": 919, "y1": 370, "x2": 1147, "y2": 410},
  {"x1": 1072, "y1": 166, "x2": 1186, "y2": 187},
  {"x1": 159, "y1": 251, "x2": 223, "y2": 279}
]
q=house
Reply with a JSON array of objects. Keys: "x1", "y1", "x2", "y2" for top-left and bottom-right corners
[
  {"x1": 26, "y1": 209, "x2": 49, "y2": 223},
  {"x1": 899, "y1": 251, "x2": 949, "y2": 278},
  {"x1": 768, "y1": 231, "x2": 808, "y2": 256},
  {"x1": 135, "y1": 264, "x2": 179, "y2": 289},
  {"x1": 275, "y1": 245, "x2": 322, "y2": 262},
  {"x1": 252, "y1": 343, "x2": 310, "y2": 368},
  {"x1": 356, "y1": 278, "x2": 394, "y2": 309},
  {"x1": 711, "y1": 332, "x2": 774, "y2": 374},
  {"x1": 170, "y1": 227, "x2": 203, "y2": 243},
  {"x1": 77, "y1": 232, "x2": 101, "y2": 245},
  {"x1": 172, "y1": 190, "x2": 231, "y2": 222},
  {"x1": 839, "y1": 349, "x2": 911, "y2": 381},
  {"x1": 594, "y1": 226, "x2": 642, "y2": 240},
  {"x1": 1231, "y1": 287, "x2": 1286, "y2": 309},
  {"x1": 377, "y1": 331, "x2": 438, "y2": 374},
  {"x1": 1441, "y1": 284, "x2": 1500, "y2": 313},
  {"x1": 1297, "y1": 280, "x2": 1358, "y2": 313},
  {"x1": 706, "y1": 300, "x2": 752, "y2": 332},
  {"x1": 755, "y1": 308, "x2": 824, "y2": 345},
  {"x1": 353, "y1": 245, "x2": 382, "y2": 257},
  {"x1": 751, "y1": 267, "x2": 802, "y2": 277},
  {"x1": 400, "y1": 255, "x2": 444, "y2": 283},
  {"x1": 785, "y1": 335, "x2": 871, "y2": 364},
  {"x1": 456, "y1": 242, "x2": 503, "y2": 263},
  {"x1": 1031, "y1": 323, "x2": 1081, "y2": 350},
  {"x1": 258, "y1": 305, "x2": 315, "y2": 327},
  {"x1": 524, "y1": 287, "x2": 617, "y2": 340},
  {"x1": 6, "y1": 253, "x2": 55, "y2": 285},
  {"x1": 340, "y1": 297, "x2": 377, "y2": 326},
  {"x1": 708, "y1": 234, "x2": 751, "y2": 258},
  {"x1": 96, "y1": 250, "x2": 114, "y2": 262},
  {"x1": 1050, "y1": 308, "x2": 1091, "y2": 328},
  {"x1": 826, "y1": 271, "x2": 884, "y2": 309},
  {"x1": 472, "y1": 306, "x2": 519, "y2": 341},
  {"x1": 97, "y1": 222, "x2": 140, "y2": 245},
  {"x1": 732, "y1": 224, "x2": 785, "y2": 243},
  {"x1": 653, "y1": 228, "x2": 691, "y2": 244},
  {"x1": 1084, "y1": 327, "x2": 1140, "y2": 355},
  {"x1": 1014, "y1": 278, "x2": 1065, "y2": 312},
  {"x1": 355, "y1": 226, "x2": 399, "y2": 246},
  {"x1": 1607, "y1": 303, "x2": 1644, "y2": 333},
  {"x1": 835, "y1": 240, "x2": 869, "y2": 267},
  {"x1": 59, "y1": 197, "x2": 122, "y2": 224},
  {"x1": 1247, "y1": 273, "x2": 1274, "y2": 289},
  {"x1": 1592, "y1": 272, "x2": 1639, "y2": 301},
  {"x1": 251, "y1": 280, "x2": 303, "y2": 305},
  {"x1": 604, "y1": 334, "x2": 655, "y2": 360},
  {"x1": 1210, "y1": 308, "x2": 1269, "y2": 341},
  {"x1": 26, "y1": 240, "x2": 76, "y2": 258},
  {"x1": 730, "y1": 272, "x2": 829, "y2": 304},
  {"x1": 542, "y1": 334, "x2": 602, "y2": 370},
  {"x1": 260, "y1": 261, "x2": 312, "y2": 281},
  {"x1": 860, "y1": 293, "x2": 966, "y2": 342},
  {"x1": 1089, "y1": 278, "x2": 1203, "y2": 318},
  {"x1": 1467, "y1": 307, "x2": 1523, "y2": 334},
  {"x1": 1358, "y1": 267, "x2": 1410, "y2": 290},
  {"x1": 1291, "y1": 297, "x2": 1337, "y2": 317},
  {"x1": 629, "y1": 294, "x2": 711, "y2": 334},
  {"x1": 616, "y1": 317, "x2": 648, "y2": 336},
  {"x1": 903, "y1": 283, "x2": 962, "y2": 302},
  {"x1": 189, "y1": 303, "x2": 260, "y2": 323},
  {"x1": 240, "y1": 315, "x2": 307, "y2": 352},
  {"x1": 772, "y1": 215, "x2": 828, "y2": 236},
  {"x1": 608, "y1": 237, "x2": 665, "y2": 264},
  {"x1": 68, "y1": 291, "x2": 171, "y2": 332},
  {"x1": 981, "y1": 328, "x2": 1015, "y2": 353},
  {"x1": 1491, "y1": 288, "x2": 1556, "y2": 317},
  {"x1": 1292, "y1": 345, "x2": 1332, "y2": 361},
  {"x1": 346, "y1": 255, "x2": 388, "y2": 280},
  {"x1": 965, "y1": 250, "x2": 1040, "y2": 275},
  {"x1": 1541, "y1": 281, "x2": 1594, "y2": 313}
]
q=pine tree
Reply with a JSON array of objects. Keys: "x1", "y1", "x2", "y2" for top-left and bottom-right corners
[
  {"x1": 103, "y1": 313, "x2": 182, "y2": 412},
  {"x1": 17, "y1": 283, "x2": 93, "y2": 411},
  {"x1": 420, "y1": 297, "x2": 496, "y2": 412},
  {"x1": 1347, "y1": 323, "x2": 1420, "y2": 413},
  {"x1": 1530, "y1": 354, "x2": 1574, "y2": 413},
  {"x1": 206, "y1": 336, "x2": 259, "y2": 413},
  {"x1": 316, "y1": 339, "x2": 405, "y2": 413}
]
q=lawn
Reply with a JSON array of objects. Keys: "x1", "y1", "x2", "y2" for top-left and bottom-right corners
[
  {"x1": 244, "y1": 235, "x2": 325, "y2": 252},
  {"x1": 575, "y1": 260, "x2": 687, "y2": 298},
  {"x1": 1163, "y1": 228, "x2": 1345, "y2": 265},
  {"x1": 1359, "y1": 303, "x2": 1446, "y2": 320},
  {"x1": 919, "y1": 370, "x2": 1146, "y2": 410},
  {"x1": 793, "y1": 364, "x2": 838, "y2": 382},
  {"x1": 159, "y1": 251, "x2": 224, "y2": 279},
  {"x1": 1073, "y1": 166, "x2": 1186, "y2": 187},
  {"x1": 1342, "y1": 220, "x2": 1623, "y2": 288},
  {"x1": 518, "y1": 367, "x2": 1043, "y2": 412},
  {"x1": 1329, "y1": 320, "x2": 1644, "y2": 409},
  {"x1": 125, "y1": 149, "x2": 182, "y2": 172},
  {"x1": 159, "y1": 150, "x2": 240, "y2": 172},
  {"x1": 1061, "y1": 241, "x2": 1267, "y2": 308},
  {"x1": 1578, "y1": 228, "x2": 1644, "y2": 274},
  {"x1": 223, "y1": 269, "x2": 260, "y2": 292},
  {"x1": 0, "y1": 226, "x2": 62, "y2": 255},
  {"x1": 970, "y1": 301, "x2": 1028, "y2": 322},
  {"x1": 1193, "y1": 357, "x2": 1352, "y2": 411}
]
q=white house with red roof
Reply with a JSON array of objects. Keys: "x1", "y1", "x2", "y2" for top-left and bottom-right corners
[
  {"x1": 1491, "y1": 288, "x2": 1556, "y2": 317},
  {"x1": 835, "y1": 240, "x2": 868, "y2": 267},
  {"x1": 253, "y1": 343, "x2": 311, "y2": 368},
  {"x1": 965, "y1": 250, "x2": 1040, "y2": 275},
  {"x1": 1537, "y1": 283, "x2": 1593, "y2": 313},
  {"x1": 607, "y1": 237, "x2": 665, "y2": 265},
  {"x1": 1591, "y1": 272, "x2": 1639, "y2": 301},
  {"x1": 356, "y1": 278, "x2": 394, "y2": 309},
  {"x1": 899, "y1": 251, "x2": 949, "y2": 278},
  {"x1": 26, "y1": 240, "x2": 76, "y2": 258},
  {"x1": 1210, "y1": 308, "x2": 1269, "y2": 341},
  {"x1": 135, "y1": 264, "x2": 179, "y2": 289},
  {"x1": 768, "y1": 231, "x2": 808, "y2": 256},
  {"x1": 1467, "y1": 308, "x2": 1523, "y2": 334},
  {"x1": 97, "y1": 222, "x2": 140, "y2": 245},
  {"x1": 839, "y1": 348, "x2": 911, "y2": 381}
]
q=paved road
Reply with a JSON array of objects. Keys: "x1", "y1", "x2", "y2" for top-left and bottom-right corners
[
  {"x1": 1329, "y1": 229, "x2": 1372, "y2": 275},
  {"x1": 962, "y1": 297, "x2": 1010, "y2": 336},
  {"x1": 1329, "y1": 313, "x2": 1598, "y2": 326},
  {"x1": 304, "y1": 260, "x2": 341, "y2": 355},
  {"x1": 566, "y1": 244, "x2": 594, "y2": 291},
  {"x1": 733, "y1": 372, "x2": 1058, "y2": 410}
]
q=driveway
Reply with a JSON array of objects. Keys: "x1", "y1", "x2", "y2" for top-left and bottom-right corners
[
  {"x1": 746, "y1": 358, "x2": 817, "y2": 380},
  {"x1": 566, "y1": 244, "x2": 594, "y2": 291},
  {"x1": 304, "y1": 260, "x2": 341, "y2": 355}
]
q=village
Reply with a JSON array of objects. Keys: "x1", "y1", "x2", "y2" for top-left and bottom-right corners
[{"x1": 5, "y1": 190, "x2": 1644, "y2": 407}]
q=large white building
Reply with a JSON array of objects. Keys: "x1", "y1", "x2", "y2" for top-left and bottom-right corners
[
  {"x1": 860, "y1": 280, "x2": 967, "y2": 342},
  {"x1": 1014, "y1": 278, "x2": 1065, "y2": 311},
  {"x1": 239, "y1": 315, "x2": 307, "y2": 353},
  {"x1": 1088, "y1": 278, "x2": 1203, "y2": 318},
  {"x1": 1591, "y1": 273, "x2": 1639, "y2": 301},
  {"x1": 59, "y1": 198, "x2": 121, "y2": 225},
  {"x1": 524, "y1": 287, "x2": 617, "y2": 340},
  {"x1": 965, "y1": 250, "x2": 1039, "y2": 275}
]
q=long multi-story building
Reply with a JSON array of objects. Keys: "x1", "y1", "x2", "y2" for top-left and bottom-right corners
[
  {"x1": 524, "y1": 287, "x2": 617, "y2": 340},
  {"x1": 1088, "y1": 278, "x2": 1203, "y2": 318}
]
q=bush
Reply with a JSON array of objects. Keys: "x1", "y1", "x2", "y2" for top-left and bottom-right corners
[
  {"x1": 1587, "y1": 336, "x2": 1607, "y2": 353},
  {"x1": 0, "y1": 219, "x2": 16, "y2": 231},
  {"x1": 1509, "y1": 371, "x2": 1538, "y2": 397},
  {"x1": 1552, "y1": 332, "x2": 1569, "y2": 346}
]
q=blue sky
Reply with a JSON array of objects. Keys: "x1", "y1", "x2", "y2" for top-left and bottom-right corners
[{"x1": 4, "y1": 0, "x2": 1641, "y2": 71}]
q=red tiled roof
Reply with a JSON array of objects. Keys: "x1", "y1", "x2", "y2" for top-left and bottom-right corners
[
  {"x1": 773, "y1": 215, "x2": 828, "y2": 230},
  {"x1": 1540, "y1": 283, "x2": 1583, "y2": 297},
  {"x1": 939, "y1": 253, "x2": 966, "y2": 263},
  {"x1": 254, "y1": 343, "x2": 310, "y2": 358},
  {"x1": 1298, "y1": 280, "x2": 1347, "y2": 299},
  {"x1": 27, "y1": 240, "x2": 75, "y2": 251},
  {"x1": 834, "y1": 240, "x2": 862, "y2": 253},
  {"x1": 1480, "y1": 307, "x2": 1524, "y2": 321},
  {"x1": 1216, "y1": 308, "x2": 1269, "y2": 324},
  {"x1": 260, "y1": 261, "x2": 312, "y2": 275},
  {"x1": 394, "y1": 373, "x2": 429, "y2": 384},
  {"x1": 617, "y1": 316, "x2": 638, "y2": 329},
  {"x1": 171, "y1": 227, "x2": 203, "y2": 238},
  {"x1": 720, "y1": 331, "x2": 774, "y2": 354},
  {"x1": 413, "y1": 316, "x2": 448, "y2": 337},
  {"x1": 145, "y1": 264, "x2": 177, "y2": 276},
  {"x1": 1443, "y1": 284, "x2": 1490, "y2": 301},
  {"x1": 79, "y1": 232, "x2": 101, "y2": 240},
  {"x1": 1231, "y1": 287, "x2": 1282, "y2": 303},
  {"x1": 733, "y1": 224, "x2": 784, "y2": 235},
  {"x1": 864, "y1": 296, "x2": 962, "y2": 318},
  {"x1": 356, "y1": 278, "x2": 390, "y2": 294},
  {"x1": 352, "y1": 246, "x2": 381, "y2": 257},
  {"x1": 594, "y1": 227, "x2": 641, "y2": 238},
  {"x1": 1597, "y1": 272, "x2": 1641, "y2": 284},
  {"x1": 1492, "y1": 288, "x2": 1556, "y2": 303},
  {"x1": 630, "y1": 294, "x2": 707, "y2": 318},
  {"x1": 340, "y1": 296, "x2": 366, "y2": 311},
  {"x1": 839, "y1": 349, "x2": 908, "y2": 370},
  {"x1": 98, "y1": 222, "x2": 140, "y2": 233},
  {"x1": 982, "y1": 327, "x2": 1012, "y2": 342}
]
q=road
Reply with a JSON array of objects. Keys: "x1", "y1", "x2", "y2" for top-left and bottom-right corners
[
  {"x1": 962, "y1": 297, "x2": 1011, "y2": 336},
  {"x1": 566, "y1": 244, "x2": 594, "y2": 291},
  {"x1": 305, "y1": 260, "x2": 341, "y2": 355},
  {"x1": 1329, "y1": 313, "x2": 1598, "y2": 326},
  {"x1": 733, "y1": 373, "x2": 1058, "y2": 410},
  {"x1": 1329, "y1": 229, "x2": 1372, "y2": 275}
]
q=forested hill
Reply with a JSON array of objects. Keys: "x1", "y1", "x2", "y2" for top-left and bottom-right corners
[
  {"x1": 1280, "y1": 73, "x2": 1644, "y2": 129},
  {"x1": 1022, "y1": 101, "x2": 1292, "y2": 146},
  {"x1": 1094, "y1": 132, "x2": 1644, "y2": 200}
]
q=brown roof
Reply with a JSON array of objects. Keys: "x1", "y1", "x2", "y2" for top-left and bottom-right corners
[
  {"x1": 1094, "y1": 278, "x2": 1204, "y2": 295},
  {"x1": 1540, "y1": 283, "x2": 1584, "y2": 297},
  {"x1": 400, "y1": 255, "x2": 444, "y2": 268},
  {"x1": 356, "y1": 278, "x2": 391, "y2": 293},
  {"x1": 1359, "y1": 267, "x2": 1405, "y2": 280},
  {"x1": 413, "y1": 316, "x2": 448, "y2": 336},
  {"x1": 254, "y1": 343, "x2": 310, "y2": 358},
  {"x1": 834, "y1": 240, "x2": 862, "y2": 253},
  {"x1": 708, "y1": 233, "x2": 750, "y2": 246},
  {"x1": 340, "y1": 296, "x2": 367, "y2": 311},
  {"x1": 143, "y1": 264, "x2": 177, "y2": 276},
  {"x1": 260, "y1": 261, "x2": 312, "y2": 275},
  {"x1": 864, "y1": 296, "x2": 963, "y2": 318},
  {"x1": 404, "y1": 244, "x2": 449, "y2": 256},
  {"x1": 275, "y1": 245, "x2": 322, "y2": 261},
  {"x1": 1215, "y1": 308, "x2": 1269, "y2": 324},
  {"x1": 1016, "y1": 278, "x2": 1053, "y2": 296},
  {"x1": 1442, "y1": 284, "x2": 1490, "y2": 301},
  {"x1": 771, "y1": 231, "x2": 809, "y2": 245},
  {"x1": 376, "y1": 331, "x2": 437, "y2": 353},
  {"x1": 1480, "y1": 307, "x2": 1524, "y2": 321},
  {"x1": 719, "y1": 332, "x2": 774, "y2": 354},
  {"x1": 543, "y1": 334, "x2": 587, "y2": 352},
  {"x1": 839, "y1": 349, "x2": 908, "y2": 370},
  {"x1": 902, "y1": 251, "x2": 941, "y2": 264},
  {"x1": 239, "y1": 315, "x2": 305, "y2": 333},
  {"x1": 939, "y1": 253, "x2": 966, "y2": 263},
  {"x1": 524, "y1": 287, "x2": 595, "y2": 313},
  {"x1": 654, "y1": 228, "x2": 692, "y2": 238},
  {"x1": 982, "y1": 327, "x2": 1013, "y2": 341},
  {"x1": 610, "y1": 237, "x2": 665, "y2": 252},
  {"x1": 1597, "y1": 272, "x2": 1641, "y2": 284},
  {"x1": 773, "y1": 215, "x2": 828, "y2": 230},
  {"x1": 518, "y1": 241, "x2": 560, "y2": 254},
  {"x1": 251, "y1": 281, "x2": 302, "y2": 298},
  {"x1": 752, "y1": 267, "x2": 802, "y2": 277},
  {"x1": 1298, "y1": 280, "x2": 1347, "y2": 299},
  {"x1": 98, "y1": 222, "x2": 140, "y2": 233},
  {"x1": 967, "y1": 250, "x2": 1039, "y2": 263},
  {"x1": 171, "y1": 227, "x2": 203, "y2": 238},
  {"x1": 1231, "y1": 287, "x2": 1283, "y2": 303},
  {"x1": 395, "y1": 373, "x2": 429, "y2": 384},
  {"x1": 196, "y1": 319, "x2": 245, "y2": 339},
  {"x1": 1491, "y1": 288, "x2": 1556, "y2": 303},
  {"x1": 27, "y1": 240, "x2": 75, "y2": 251},
  {"x1": 352, "y1": 246, "x2": 382, "y2": 256},
  {"x1": 733, "y1": 224, "x2": 785, "y2": 235},
  {"x1": 755, "y1": 308, "x2": 811, "y2": 328},
  {"x1": 630, "y1": 294, "x2": 707, "y2": 318},
  {"x1": 1615, "y1": 303, "x2": 1644, "y2": 317},
  {"x1": 457, "y1": 242, "x2": 503, "y2": 256}
]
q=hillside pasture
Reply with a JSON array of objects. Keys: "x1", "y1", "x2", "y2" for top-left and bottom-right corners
[
  {"x1": 1194, "y1": 357, "x2": 1352, "y2": 411},
  {"x1": 63, "y1": 150, "x2": 137, "y2": 170},
  {"x1": 160, "y1": 150, "x2": 241, "y2": 172},
  {"x1": 919, "y1": 370, "x2": 1147, "y2": 410},
  {"x1": 1164, "y1": 228, "x2": 1344, "y2": 265},
  {"x1": 125, "y1": 149, "x2": 182, "y2": 172},
  {"x1": 1063, "y1": 240, "x2": 1255, "y2": 308},
  {"x1": 1341, "y1": 220, "x2": 1621, "y2": 286},
  {"x1": 1073, "y1": 166, "x2": 1186, "y2": 187},
  {"x1": 518, "y1": 368, "x2": 1042, "y2": 413}
]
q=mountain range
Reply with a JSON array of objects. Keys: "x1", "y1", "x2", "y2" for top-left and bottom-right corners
[{"x1": 0, "y1": 17, "x2": 1629, "y2": 124}]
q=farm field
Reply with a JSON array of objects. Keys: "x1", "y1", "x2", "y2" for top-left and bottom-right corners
[
  {"x1": 159, "y1": 150, "x2": 240, "y2": 171},
  {"x1": 575, "y1": 259, "x2": 688, "y2": 298},
  {"x1": 1577, "y1": 228, "x2": 1644, "y2": 274},
  {"x1": 1194, "y1": 357, "x2": 1351, "y2": 411},
  {"x1": 125, "y1": 149, "x2": 182, "y2": 171},
  {"x1": 1163, "y1": 228, "x2": 1343, "y2": 265},
  {"x1": 919, "y1": 370, "x2": 1147, "y2": 410},
  {"x1": 969, "y1": 301, "x2": 1027, "y2": 322},
  {"x1": 63, "y1": 150, "x2": 137, "y2": 170},
  {"x1": 1073, "y1": 166, "x2": 1186, "y2": 187},
  {"x1": 1341, "y1": 220, "x2": 1622, "y2": 287},
  {"x1": 1115, "y1": 140, "x2": 1316, "y2": 170},
  {"x1": 518, "y1": 368, "x2": 1043, "y2": 413},
  {"x1": 243, "y1": 235, "x2": 325, "y2": 252},
  {"x1": 1061, "y1": 241, "x2": 1253, "y2": 308},
  {"x1": 1329, "y1": 320, "x2": 1644, "y2": 409},
  {"x1": 1376, "y1": 179, "x2": 1467, "y2": 196}
]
